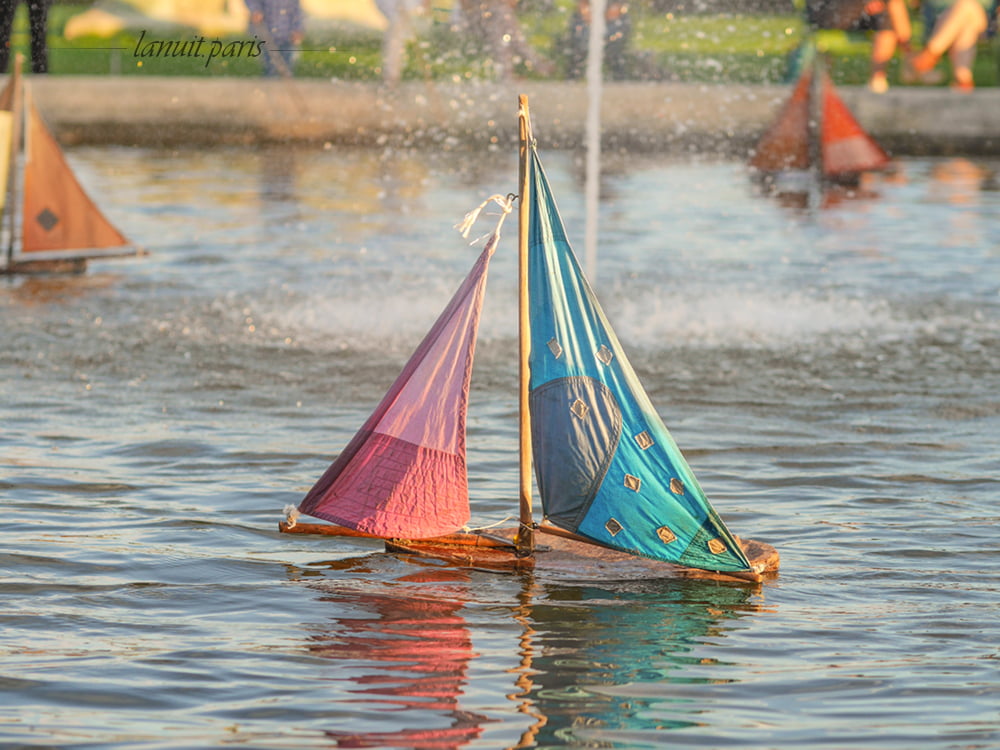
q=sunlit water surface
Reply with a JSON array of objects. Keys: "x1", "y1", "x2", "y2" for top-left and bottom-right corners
[{"x1": 1, "y1": 145, "x2": 998, "y2": 749}]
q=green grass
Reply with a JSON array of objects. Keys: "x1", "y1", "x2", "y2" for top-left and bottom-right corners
[{"x1": 6, "y1": 1, "x2": 997, "y2": 86}]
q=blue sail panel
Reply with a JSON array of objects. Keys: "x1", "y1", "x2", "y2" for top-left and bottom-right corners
[{"x1": 526, "y1": 150, "x2": 752, "y2": 574}]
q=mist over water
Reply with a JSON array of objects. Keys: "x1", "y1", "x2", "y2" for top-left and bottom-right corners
[{"x1": 1, "y1": 145, "x2": 998, "y2": 749}]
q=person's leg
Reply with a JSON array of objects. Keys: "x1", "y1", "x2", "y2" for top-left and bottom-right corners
[
  {"x1": 913, "y1": 0, "x2": 985, "y2": 62},
  {"x1": 869, "y1": 28, "x2": 897, "y2": 90},
  {"x1": 948, "y1": 3, "x2": 988, "y2": 87},
  {"x1": 0, "y1": 1, "x2": 19, "y2": 73},
  {"x1": 27, "y1": 0, "x2": 48, "y2": 73},
  {"x1": 886, "y1": 0, "x2": 912, "y2": 45},
  {"x1": 381, "y1": 2, "x2": 412, "y2": 87},
  {"x1": 868, "y1": 0, "x2": 912, "y2": 91}
]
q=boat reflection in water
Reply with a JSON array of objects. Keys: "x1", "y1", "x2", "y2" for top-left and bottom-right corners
[
  {"x1": 301, "y1": 565, "x2": 487, "y2": 749},
  {"x1": 293, "y1": 559, "x2": 767, "y2": 749},
  {"x1": 508, "y1": 578, "x2": 768, "y2": 747}
]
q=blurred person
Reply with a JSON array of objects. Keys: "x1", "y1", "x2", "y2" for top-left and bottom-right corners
[
  {"x1": 246, "y1": 0, "x2": 304, "y2": 77},
  {"x1": 866, "y1": 0, "x2": 913, "y2": 91},
  {"x1": 566, "y1": 1, "x2": 632, "y2": 80},
  {"x1": 807, "y1": 0, "x2": 871, "y2": 28},
  {"x1": 0, "y1": 0, "x2": 49, "y2": 73},
  {"x1": 376, "y1": 0, "x2": 429, "y2": 87},
  {"x1": 458, "y1": 0, "x2": 554, "y2": 79},
  {"x1": 805, "y1": 0, "x2": 914, "y2": 92},
  {"x1": 907, "y1": 0, "x2": 994, "y2": 90}
]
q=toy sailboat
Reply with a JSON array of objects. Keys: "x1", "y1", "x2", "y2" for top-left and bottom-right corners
[
  {"x1": 750, "y1": 52, "x2": 890, "y2": 185},
  {"x1": 0, "y1": 55, "x2": 139, "y2": 275},
  {"x1": 281, "y1": 96, "x2": 779, "y2": 584}
]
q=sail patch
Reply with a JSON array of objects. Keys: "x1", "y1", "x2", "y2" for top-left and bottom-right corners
[
  {"x1": 530, "y1": 376, "x2": 622, "y2": 530},
  {"x1": 36, "y1": 208, "x2": 59, "y2": 232},
  {"x1": 656, "y1": 525, "x2": 677, "y2": 544}
]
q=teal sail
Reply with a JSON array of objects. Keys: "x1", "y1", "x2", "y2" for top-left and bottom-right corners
[{"x1": 526, "y1": 148, "x2": 753, "y2": 574}]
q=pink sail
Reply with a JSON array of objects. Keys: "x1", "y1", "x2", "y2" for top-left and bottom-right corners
[{"x1": 298, "y1": 239, "x2": 496, "y2": 538}]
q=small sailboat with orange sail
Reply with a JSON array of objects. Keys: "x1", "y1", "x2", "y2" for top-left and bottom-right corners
[
  {"x1": 280, "y1": 96, "x2": 779, "y2": 584},
  {"x1": 1, "y1": 55, "x2": 140, "y2": 275},
  {"x1": 750, "y1": 49, "x2": 890, "y2": 189}
]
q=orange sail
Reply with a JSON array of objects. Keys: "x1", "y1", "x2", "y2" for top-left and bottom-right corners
[
  {"x1": 21, "y1": 99, "x2": 130, "y2": 255},
  {"x1": 749, "y1": 67, "x2": 812, "y2": 173},
  {"x1": 819, "y1": 71, "x2": 890, "y2": 177}
]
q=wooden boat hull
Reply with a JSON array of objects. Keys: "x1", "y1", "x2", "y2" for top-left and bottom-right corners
[
  {"x1": 2, "y1": 257, "x2": 87, "y2": 275},
  {"x1": 279, "y1": 521, "x2": 779, "y2": 583}
]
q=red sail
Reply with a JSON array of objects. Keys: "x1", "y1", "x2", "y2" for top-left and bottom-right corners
[
  {"x1": 21, "y1": 101, "x2": 129, "y2": 254},
  {"x1": 820, "y1": 72, "x2": 890, "y2": 177},
  {"x1": 749, "y1": 68, "x2": 812, "y2": 173}
]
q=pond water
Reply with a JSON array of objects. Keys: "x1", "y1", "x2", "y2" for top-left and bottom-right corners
[{"x1": 1, "y1": 144, "x2": 998, "y2": 749}]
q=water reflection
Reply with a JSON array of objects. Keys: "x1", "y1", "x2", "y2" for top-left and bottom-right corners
[
  {"x1": 292, "y1": 557, "x2": 768, "y2": 749},
  {"x1": 753, "y1": 158, "x2": 999, "y2": 216},
  {"x1": 301, "y1": 565, "x2": 486, "y2": 749},
  {"x1": 751, "y1": 169, "x2": 886, "y2": 211},
  {"x1": 259, "y1": 149, "x2": 300, "y2": 205},
  {"x1": 927, "y1": 157, "x2": 992, "y2": 205},
  {"x1": 0, "y1": 272, "x2": 119, "y2": 306},
  {"x1": 511, "y1": 579, "x2": 767, "y2": 747}
]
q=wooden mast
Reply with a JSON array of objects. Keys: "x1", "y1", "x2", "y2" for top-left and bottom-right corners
[
  {"x1": 3, "y1": 54, "x2": 23, "y2": 268},
  {"x1": 514, "y1": 94, "x2": 535, "y2": 557}
]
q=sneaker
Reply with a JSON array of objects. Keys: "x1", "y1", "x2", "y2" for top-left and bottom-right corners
[
  {"x1": 952, "y1": 71, "x2": 974, "y2": 91},
  {"x1": 868, "y1": 73, "x2": 889, "y2": 93}
]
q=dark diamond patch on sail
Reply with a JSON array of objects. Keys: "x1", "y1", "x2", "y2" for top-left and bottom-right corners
[
  {"x1": 669, "y1": 478, "x2": 686, "y2": 495},
  {"x1": 596, "y1": 345, "x2": 613, "y2": 365},
  {"x1": 570, "y1": 399, "x2": 589, "y2": 420},
  {"x1": 548, "y1": 338, "x2": 563, "y2": 359},
  {"x1": 36, "y1": 208, "x2": 59, "y2": 232},
  {"x1": 623, "y1": 474, "x2": 641, "y2": 492},
  {"x1": 605, "y1": 518, "x2": 623, "y2": 536}
]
